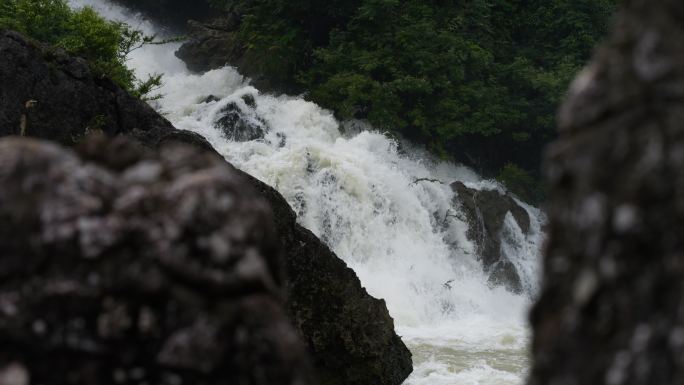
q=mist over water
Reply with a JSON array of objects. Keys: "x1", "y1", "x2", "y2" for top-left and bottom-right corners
[{"x1": 69, "y1": 1, "x2": 545, "y2": 383}]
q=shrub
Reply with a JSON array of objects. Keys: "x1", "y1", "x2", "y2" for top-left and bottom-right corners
[{"x1": 0, "y1": 0, "x2": 161, "y2": 98}]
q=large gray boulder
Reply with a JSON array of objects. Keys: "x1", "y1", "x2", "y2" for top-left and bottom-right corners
[{"x1": 529, "y1": 1, "x2": 684, "y2": 384}]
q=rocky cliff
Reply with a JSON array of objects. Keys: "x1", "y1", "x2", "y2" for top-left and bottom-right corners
[
  {"x1": 0, "y1": 30, "x2": 412, "y2": 385},
  {"x1": 529, "y1": 1, "x2": 684, "y2": 384}
]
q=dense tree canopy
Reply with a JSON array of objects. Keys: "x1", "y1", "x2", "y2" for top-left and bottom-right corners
[{"x1": 209, "y1": 0, "x2": 616, "y2": 200}]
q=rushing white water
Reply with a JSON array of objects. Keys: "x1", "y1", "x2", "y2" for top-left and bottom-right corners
[{"x1": 69, "y1": 1, "x2": 545, "y2": 383}]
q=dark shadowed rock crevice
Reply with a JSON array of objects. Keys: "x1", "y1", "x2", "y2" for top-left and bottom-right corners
[
  {"x1": 0, "y1": 30, "x2": 413, "y2": 385},
  {"x1": 529, "y1": 1, "x2": 684, "y2": 384}
]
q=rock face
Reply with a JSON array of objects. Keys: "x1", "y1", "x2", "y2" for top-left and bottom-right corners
[
  {"x1": 214, "y1": 95, "x2": 269, "y2": 142},
  {"x1": 0, "y1": 30, "x2": 413, "y2": 385},
  {"x1": 175, "y1": 18, "x2": 294, "y2": 93},
  {"x1": 0, "y1": 30, "x2": 210, "y2": 151},
  {"x1": 451, "y1": 181, "x2": 530, "y2": 293},
  {"x1": 529, "y1": 1, "x2": 684, "y2": 384},
  {"x1": 0, "y1": 136, "x2": 313, "y2": 385},
  {"x1": 176, "y1": 19, "x2": 243, "y2": 73},
  {"x1": 243, "y1": 172, "x2": 414, "y2": 385}
]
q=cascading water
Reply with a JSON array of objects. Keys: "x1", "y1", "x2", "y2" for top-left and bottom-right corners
[{"x1": 69, "y1": 1, "x2": 545, "y2": 383}]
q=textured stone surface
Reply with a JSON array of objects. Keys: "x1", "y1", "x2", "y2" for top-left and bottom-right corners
[
  {"x1": 529, "y1": 1, "x2": 684, "y2": 384},
  {"x1": 451, "y1": 181, "x2": 530, "y2": 293},
  {"x1": 0, "y1": 136, "x2": 312, "y2": 385}
]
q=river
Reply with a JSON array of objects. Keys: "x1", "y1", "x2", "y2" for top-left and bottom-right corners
[{"x1": 69, "y1": 1, "x2": 545, "y2": 383}]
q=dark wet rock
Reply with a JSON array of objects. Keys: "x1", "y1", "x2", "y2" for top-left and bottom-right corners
[
  {"x1": 175, "y1": 19, "x2": 294, "y2": 93},
  {"x1": 488, "y1": 260, "x2": 523, "y2": 294},
  {"x1": 0, "y1": 31, "x2": 412, "y2": 385},
  {"x1": 0, "y1": 30, "x2": 207, "y2": 151},
  {"x1": 451, "y1": 181, "x2": 530, "y2": 293},
  {"x1": 242, "y1": 94, "x2": 257, "y2": 109},
  {"x1": 214, "y1": 101, "x2": 267, "y2": 142},
  {"x1": 528, "y1": 2, "x2": 684, "y2": 385},
  {"x1": 0, "y1": 136, "x2": 312, "y2": 385},
  {"x1": 176, "y1": 19, "x2": 243, "y2": 73},
  {"x1": 236, "y1": 171, "x2": 414, "y2": 385}
]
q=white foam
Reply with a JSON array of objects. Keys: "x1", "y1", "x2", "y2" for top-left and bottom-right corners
[{"x1": 68, "y1": 1, "x2": 545, "y2": 383}]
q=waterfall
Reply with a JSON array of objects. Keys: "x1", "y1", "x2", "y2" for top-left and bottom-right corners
[{"x1": 68, "y1": 1, "x2": 545, "y2": 383}]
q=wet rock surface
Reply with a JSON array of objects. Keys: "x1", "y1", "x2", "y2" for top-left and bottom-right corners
[
  {"x1": 0, "y1": 30, "x2": 209, "y2": 151},
  {"x1": 0, "y1": 136, "x2": 312, "y2": 385},
  {"x1": 451, "y1": 181, "x2": 530, "y2": 293},
  {"x1": 176, "y1": 19, "x2": 243, "y2": 73},
  {"x1": 238, "y1": 172, "x2": 414, "y2": 385},
  {"x1": 214, "y1": 96, "x2": 268, "y2": 142},
  {"x1": 175, "y1": 19, "x2": 294, "y2": 93},
  {"x1": 529, "y1": 1, "x2": 684, "y2": 384}
]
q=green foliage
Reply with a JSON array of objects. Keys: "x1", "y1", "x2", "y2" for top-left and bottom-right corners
[
  {"x1": 305, "y1": 0, "x2": 615, "y2": 160},
  {"x1": 212, "y1": 0, "x2": 617, "y2": 182},
  {"x1": 0, "y1": 0, "x2": 162, "y2": 97},
  {"x1": 496, "y1": 163, "x2": 544, "y2": 204}
]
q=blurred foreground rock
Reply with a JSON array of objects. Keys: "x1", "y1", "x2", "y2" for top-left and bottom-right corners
[
  {"x1": 0, "y1": 30, "x2": 412, "y2": 385},
  {"x1": 0, "y1": 136, "x2": 312, "y2": 385},
  {"x1": 529, "y1": 1, "x2": 684, "y2": 384}
]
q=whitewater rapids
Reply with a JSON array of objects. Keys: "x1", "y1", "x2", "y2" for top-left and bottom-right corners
[{"x1": 69, "y1": 1, "x2": 545, "y2": 383}]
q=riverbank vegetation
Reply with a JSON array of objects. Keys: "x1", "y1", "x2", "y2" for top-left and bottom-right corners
[
  {"x1": 206, "y1": 0, "x2": 616, "y2": 200},
  {"x1": 0, "y1": 0, "x2": 161, "y2": 98},
  {"x1": 1, "y1": 0, "x2": 618, "y2": 201}
]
